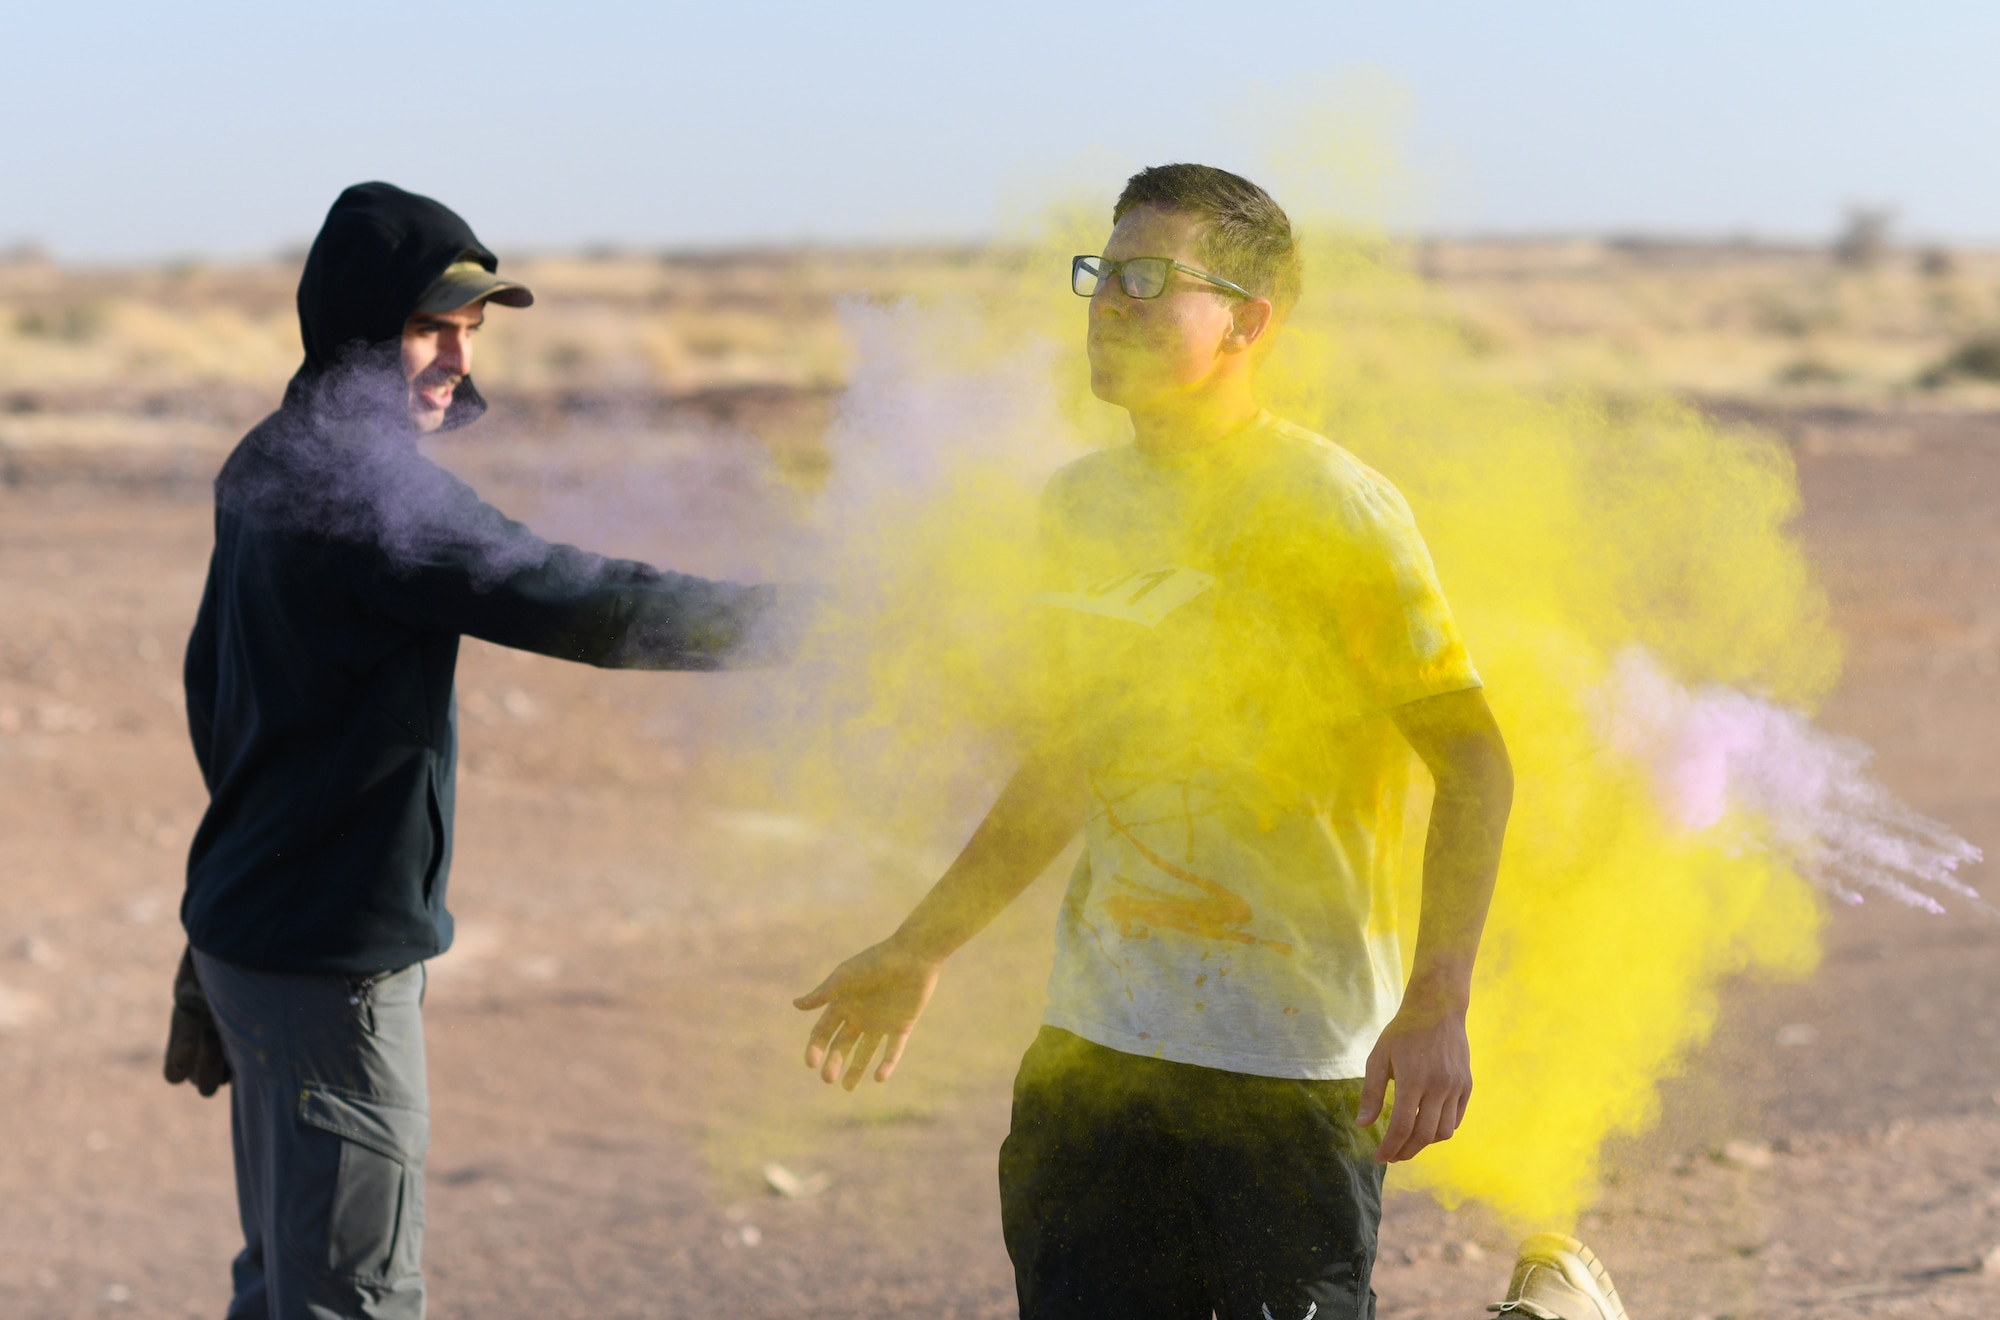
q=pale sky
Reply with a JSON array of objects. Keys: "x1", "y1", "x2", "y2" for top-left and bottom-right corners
[{"x1": 5, "y1": 0, "x2": 1995, "y2": 260}]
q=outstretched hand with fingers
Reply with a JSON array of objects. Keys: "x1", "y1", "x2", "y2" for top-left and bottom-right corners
[
  {"x1": 794, "y1": 938, "x2": 942, "y2": 1091},
  {"x1": 1355, "y1": 988, "x2": 1473, "y2": 1163}
]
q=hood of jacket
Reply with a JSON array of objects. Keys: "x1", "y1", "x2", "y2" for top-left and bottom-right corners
[{"x1": 286, "y1": 181, "x2": 506, "y2": 432}]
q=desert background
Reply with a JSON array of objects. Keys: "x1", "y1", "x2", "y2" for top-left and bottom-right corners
[{"x1": 0, "y1": 225, "x2": 1996, "y2": 1318}]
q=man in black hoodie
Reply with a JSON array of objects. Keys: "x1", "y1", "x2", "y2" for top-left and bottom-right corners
[{"x1": 162, "y1": 182, "x2": 791, "y2": 1320}]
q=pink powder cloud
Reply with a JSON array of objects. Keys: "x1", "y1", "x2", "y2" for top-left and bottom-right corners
[{"x1": 1599, "y1": 648, "x2": 1986, "y2": 914}]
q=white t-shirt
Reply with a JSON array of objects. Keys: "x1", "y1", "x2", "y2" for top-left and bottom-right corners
[{"x1": 1036, "y1": 413, "x2": 1480, "y2": 1079}]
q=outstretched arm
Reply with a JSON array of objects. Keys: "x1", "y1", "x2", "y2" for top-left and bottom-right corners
[
  {"x1": 340, "y1": 470, "x2": 804, "y2": 671},
  {"x1": 1359, "y1": 685, "x2": 1513, "y2": 1162},
  {"x1": 795, "y1": 739, "x2": 1085, "y2": 1090}
]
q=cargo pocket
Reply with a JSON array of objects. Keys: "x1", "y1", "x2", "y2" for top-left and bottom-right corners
[{"x1": 286, "y1": 1084, "x2": 429, "y2": 1283}]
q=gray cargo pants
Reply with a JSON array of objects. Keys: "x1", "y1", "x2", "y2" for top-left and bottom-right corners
[{"x1": 193, "y1": 951, "x2": 429, "y2": 1320}]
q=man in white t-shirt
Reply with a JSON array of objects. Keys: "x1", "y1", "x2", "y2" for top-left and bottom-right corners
[{"x1": 796, "y1": 165, "x2": 1627, "y2": 1320}]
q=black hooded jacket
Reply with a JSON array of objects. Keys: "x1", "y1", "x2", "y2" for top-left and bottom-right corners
[{"x1": 182, "y1": 183, "x2": 780, "y2": 975}]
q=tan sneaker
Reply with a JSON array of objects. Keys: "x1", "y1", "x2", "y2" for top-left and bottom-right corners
[{"x1": 1487, "y1": 1233, "x2": 1630, "y2": 1320}]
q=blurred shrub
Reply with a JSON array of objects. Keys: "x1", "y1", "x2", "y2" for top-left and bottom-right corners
[
  {"x1": 542, "y1": 341, "x2": 592, "y2": 373},
  {"x1": 1917, "y1": 334, "x2": 2000, "y2": 387},
  {"x1": 15, "y1": 303, "x2": 105, "y2": 343},
  {"x1": 1833, "y1": 207, "x2": 1894, "y2": 269},
  {"x1": 1775, "y1": 357, "x2": 1847, "y2": 386},
  {"x1": 1752, "y1": 290, "x2": 1842, "y2": 338}
]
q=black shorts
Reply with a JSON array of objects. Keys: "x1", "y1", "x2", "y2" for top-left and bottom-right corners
[{"x1": 999, "y1": 1027, "x2": 1387, "y2": 1320}]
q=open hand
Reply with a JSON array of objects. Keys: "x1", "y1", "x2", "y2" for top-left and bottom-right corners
[
  {"x1": 1356, "y1": 989, "x2": 1472, "y2": 1163},
  {"x1": 794, "y1": 938, "x2": 942, "y2": 1091}
]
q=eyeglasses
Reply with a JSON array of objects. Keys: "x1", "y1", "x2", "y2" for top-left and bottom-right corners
[{"x1": 1071, "y1": 254, "x2": 1254, "y2": 301}]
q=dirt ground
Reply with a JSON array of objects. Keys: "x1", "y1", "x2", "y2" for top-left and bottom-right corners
[{"x1": 1, "y1": 396, "x2": 1996, "y2": 1320}]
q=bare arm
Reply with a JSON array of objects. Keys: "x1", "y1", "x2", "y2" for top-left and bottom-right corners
[
  {"x1": 1358, "y1": 685, "x2": 1513, "y2": 1162},
  {"x1": 794, "y1": 739, "x2": 1085, "y2": 1089}
]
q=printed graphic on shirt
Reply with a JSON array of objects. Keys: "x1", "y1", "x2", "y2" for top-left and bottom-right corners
[
  {"x1": 1037, "y1": 564, "x2": 1214, "y2": 628},
  {"x1": 1090, "y1": 772, "x2": 1294, "y2": 956}
]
